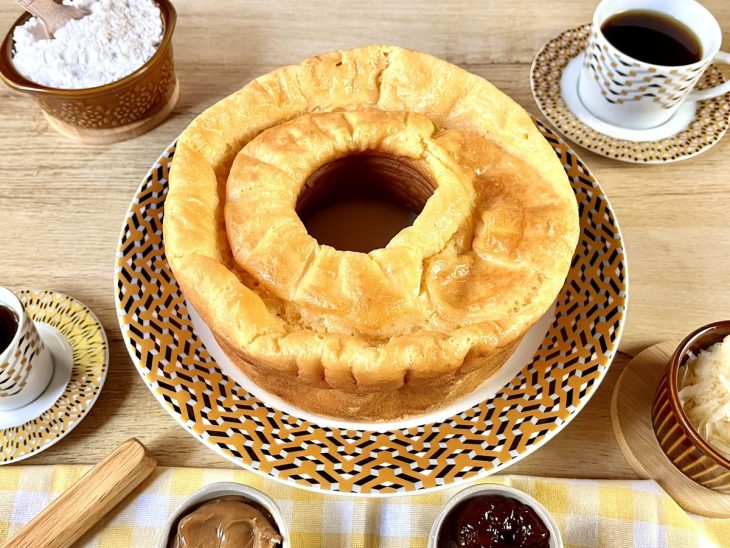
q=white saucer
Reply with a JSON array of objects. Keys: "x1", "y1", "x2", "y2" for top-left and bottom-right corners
[
  {"x1": 0, "y1": 323, "x2": 73, "y2": 429},
  {"x1": 0, "y1": 290, "x2": 108, "y2": 464},
  {"x1": 561, "y1": 53, "x2": 698, "y2": 143},
  {"x1": 531, "y1": 24, "x2": 730, "y2": 163}
]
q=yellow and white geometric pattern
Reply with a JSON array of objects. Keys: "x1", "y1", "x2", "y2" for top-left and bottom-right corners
[
  {"x1": 584, "y1": 27, "x2": 707, "y2": 109},
  {"x1": 0, "y1": 290, "x2": 108, "y2": 464},
  {"x1": 0, "y1": 466, "x2": 727, "y2": 547}
]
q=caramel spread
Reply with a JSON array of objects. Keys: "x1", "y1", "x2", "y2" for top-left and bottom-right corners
[{"x1": 170, "y1": 496, "x2": 282, "y2": 548}]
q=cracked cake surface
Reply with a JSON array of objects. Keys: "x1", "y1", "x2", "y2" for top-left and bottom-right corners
[{"x1": 163, "y1": 45, "x2": 579, "y2": 420}]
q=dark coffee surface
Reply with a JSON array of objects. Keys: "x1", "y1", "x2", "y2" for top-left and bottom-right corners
[
  {"x1": 601, "y1": 9, "x2": 702, "y2": 66},
  {"x1": 0, "y1": 304, "x2": 18, "y2": 354}
]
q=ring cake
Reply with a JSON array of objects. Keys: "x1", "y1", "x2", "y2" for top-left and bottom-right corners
[{"x1": 164, "y1": 45, "x2": 580, "y2": 422}]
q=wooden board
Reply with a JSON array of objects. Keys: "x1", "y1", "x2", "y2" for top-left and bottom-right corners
[
  {"x1": 611, "y1": 341, "x2": 730, "y2": 517},
  {"x1": 0, "y1": 0, "x2": 729, "y2": 472}
]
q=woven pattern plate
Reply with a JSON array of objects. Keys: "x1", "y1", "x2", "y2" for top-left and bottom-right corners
[
  {"x1": 531, "y1": 25, "x2": 730, "y2": 163},
  {"x1": 115, "y1": 119, "x2": 627, "y2": 494},
  {"x1": 0, "y1": 290, "x2": 108, "y2": 464}
]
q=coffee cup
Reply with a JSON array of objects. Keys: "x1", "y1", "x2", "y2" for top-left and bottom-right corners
[
  {"x1": 0, "y1": 286, "x2": 54, "y2": 411},
  {"x1": 578, "y1": 0, "x2": 730, "y2": 129}
]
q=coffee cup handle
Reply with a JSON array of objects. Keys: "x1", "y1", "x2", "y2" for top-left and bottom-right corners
[{"x1": 688, "y1": 51, "x2": 730, "y2": 101}]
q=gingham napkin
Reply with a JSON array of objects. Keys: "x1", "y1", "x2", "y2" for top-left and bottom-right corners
[{"x1": 0, "y1": 466, "x2": 727, "y2": 547}]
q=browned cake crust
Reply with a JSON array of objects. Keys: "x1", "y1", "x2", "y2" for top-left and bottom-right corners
[
  {"x1": 163, "y1": 45, "x2": 579, "y2": 420},
  {"x1": 215, "y1": 334, "x2": 522, "y2": 422}
]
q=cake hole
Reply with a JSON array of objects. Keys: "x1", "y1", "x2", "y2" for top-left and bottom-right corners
[{"x1": 297, "y1": 153, "x2": 436, "y2": 253}]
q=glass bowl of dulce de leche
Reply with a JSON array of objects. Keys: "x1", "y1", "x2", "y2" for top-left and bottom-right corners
[{"x1": 157, "y1": 482, "x2": 289, "y2": 548}]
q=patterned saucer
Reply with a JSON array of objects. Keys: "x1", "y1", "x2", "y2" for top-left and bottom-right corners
[
  {"x1": 531, "y1": 25, "x2": 730, "y2": 163},
  {"x1": 0, "y1": 290, "x2": 108, "y2": 464},
  {"x1": 115, "y1": 120, "x2": 627, "y2": 495}
]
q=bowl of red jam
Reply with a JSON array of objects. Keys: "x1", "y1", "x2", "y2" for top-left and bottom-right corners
[{"x1": 429, "y1": 484, "x2": 563, "y2": 548}]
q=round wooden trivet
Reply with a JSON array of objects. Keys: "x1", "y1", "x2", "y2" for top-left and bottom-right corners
[
  {"x1": 43, "y1": 78, "x2": 180, "y2": 144},
  {"x1": 611, "y1": 341, "x2": 730, "y2": 517}
]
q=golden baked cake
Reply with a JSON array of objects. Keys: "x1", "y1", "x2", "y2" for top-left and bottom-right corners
[{"x1": 164, "y1": 45, "x2": 580, "y2": 422}]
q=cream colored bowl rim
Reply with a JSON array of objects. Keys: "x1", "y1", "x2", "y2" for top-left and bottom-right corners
[
  {"x1": 427, "y1": 483, "x2": 563, "y2": 548},
  {"x1": 156, "y1": 481, "x2": 290, "y2": 548}
]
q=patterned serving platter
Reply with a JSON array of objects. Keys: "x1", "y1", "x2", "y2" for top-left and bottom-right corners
[
  {"x1": 115, "y1": 119, "x2": 627, "y2": 495},
  {"x1": 531, "y1": 25, "x2": 730, "y2": 163}
]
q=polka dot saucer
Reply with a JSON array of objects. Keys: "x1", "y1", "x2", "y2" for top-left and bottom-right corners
[
  {"x1": 0, "y1": 290, "x2": 108, "y2": 464},
  {"x1": 531, "y1": 25, "x2": 730, "y2": 163}
]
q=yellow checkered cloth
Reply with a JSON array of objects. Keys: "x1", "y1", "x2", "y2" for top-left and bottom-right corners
[{"x1": 0, "y1": 466, "x2": 727, "y2": 547}]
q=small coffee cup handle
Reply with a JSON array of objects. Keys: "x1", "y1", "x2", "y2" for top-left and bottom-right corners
[{"x1": 688, "y1": 51, "x2": 730, "y2": 102}]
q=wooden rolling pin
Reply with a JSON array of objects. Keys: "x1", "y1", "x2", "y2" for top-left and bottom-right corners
[{"x1": 4, "y1": 438, "x2": 156, "y2": 548}]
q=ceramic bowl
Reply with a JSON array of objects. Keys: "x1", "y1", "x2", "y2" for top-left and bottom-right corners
[
  {"x1": 652, "y1": 320, "x2": 730, "y2": 493},
  {"x1": 428, "y1": 483, "x2": 563, "y2": 548},
  {"x1": 156, "y1": 481, "x2": 290, "y2": 548},
  {"x1": 0, "y1": 0, "x2": 177, "y2": 135}
]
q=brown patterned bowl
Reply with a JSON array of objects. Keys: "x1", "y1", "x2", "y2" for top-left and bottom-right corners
[
  {"x1": 652, "y1": 321, "x2": 730, "y2": 493},
  {"x1": 0, "y1": 0, "x2": 177, "y2": 141}
]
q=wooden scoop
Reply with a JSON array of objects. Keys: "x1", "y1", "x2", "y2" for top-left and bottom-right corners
[
  {"x1": 15, "y1": 0, "x2": 87, "y2": 39},
  {"x1": 3, "y1": 438, "x2": 156, "y2": 548}
]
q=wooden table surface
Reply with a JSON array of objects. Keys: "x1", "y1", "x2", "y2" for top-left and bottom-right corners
[{"x1": 1, "y1": 0, "x2": 729, "y2": 479}]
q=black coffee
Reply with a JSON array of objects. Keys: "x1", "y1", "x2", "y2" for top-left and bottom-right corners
[
  {"x1": 0, "y1": 304, "x2": 18, "y2": 354},
  {"x1": 601, "y1": 10, "x2": 703, "y2": 66}
]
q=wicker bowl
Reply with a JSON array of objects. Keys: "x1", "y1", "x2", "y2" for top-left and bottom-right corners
[
  {"x1": 0, "y1": 0, "x2": 177, "y2": 142},
  {"x1": 652, "y1": 320, "x2": 730, "y2": 493}
]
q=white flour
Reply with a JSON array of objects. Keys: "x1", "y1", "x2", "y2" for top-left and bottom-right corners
[{"x1": 12, "y1": 0, "x2": 162, "y2": 89}]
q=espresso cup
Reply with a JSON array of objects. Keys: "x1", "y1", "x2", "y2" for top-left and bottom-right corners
[
  {"x1": 0, "y1": 286, "x2": 53, "y2": 411},
  {"x1": 578, "y1": 0, "x2": 730, "y2": 129}
]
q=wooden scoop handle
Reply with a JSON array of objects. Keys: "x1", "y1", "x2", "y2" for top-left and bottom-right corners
[
  {"x1": 14, "y1": 0, "x2": 86, "y2": 38},
  {"x1": 3, "y1": 438, "x2": 156, "y2": 548}
]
